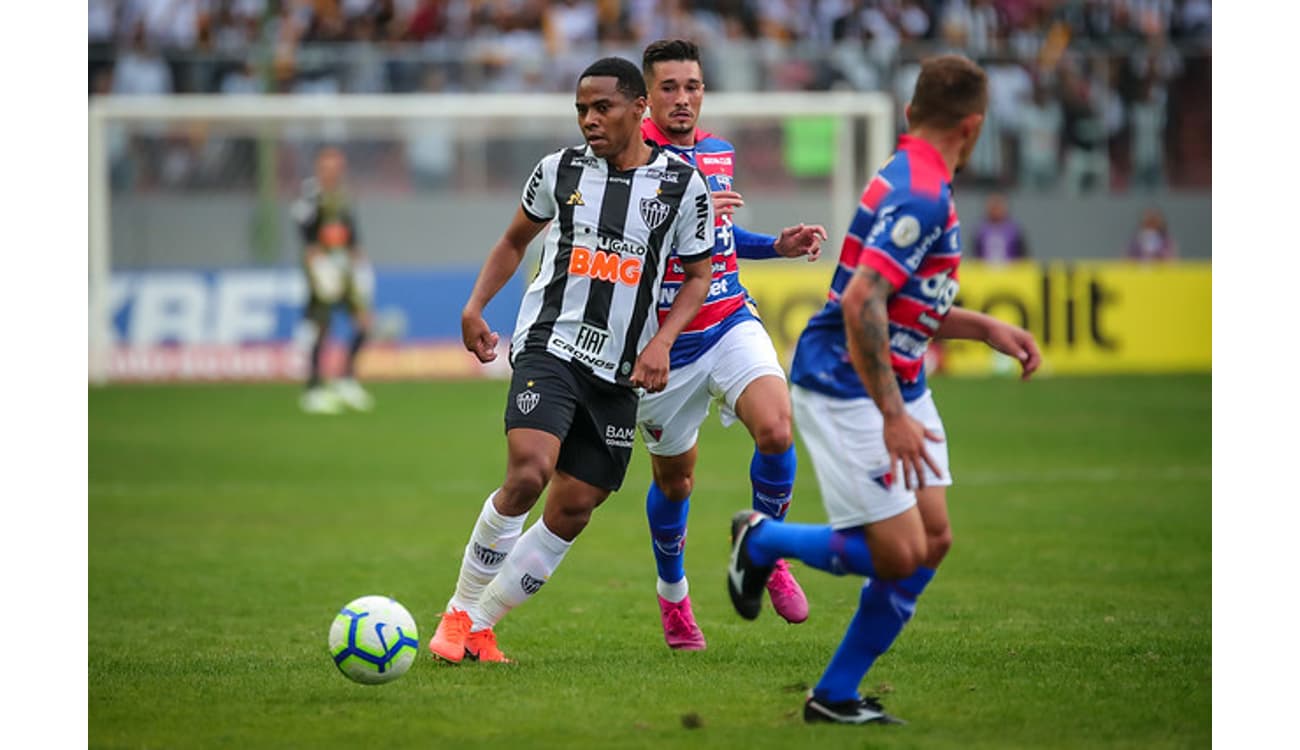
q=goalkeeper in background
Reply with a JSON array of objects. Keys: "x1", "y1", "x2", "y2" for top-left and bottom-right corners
[{"x1": 292, "y1": 146, "x2": 375, "y2": 414}]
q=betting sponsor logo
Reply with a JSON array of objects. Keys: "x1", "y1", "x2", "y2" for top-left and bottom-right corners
[
  {"x1": 918, "y1": 270, "x2": 959, "y2": 315},
  {"x1": 906, "y1": 225, "x2": 945, "y2": 268},
  {"x1": 640, "y1": 197, "x2": 671, "y2": 230},
  {"x1": 473, "y1": 543, "x2": 507, "y2": 566},
  {"x1": 516, "y1": 388, "x2": 540, "y2": 414},
  {"x1": 890, "y1": 330, "x2": 929, "y2": 358},
  {"x1": 520, "y1": 573, "x2": 546, "y2": 595},
  {"x1": 604, "y1": 424, "x2": 636, "y2": 448},
  {"x1": 568, "y1": 246, "x2": 643, "y2": 285}
]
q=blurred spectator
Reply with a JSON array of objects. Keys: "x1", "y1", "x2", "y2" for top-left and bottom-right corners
[
  {"x1": 1126, "y1": 207, "x2": 1178, "y2": 262},
  {"x1": 1060, "y1": 65, "x2": 1110, "y2": 194},
  {"x1": 1016, "y1": 81, "x2": 1062, "y2": 190},
  {"x1": 972, "y1": 194, "x2": 1031, "y2": 264},
  {"x1": 112, "y1": 21, "x2": 174, "y2": 95},
  {"x1": 1128, "y1": 79, "x2": 1166, "y2": 190}
]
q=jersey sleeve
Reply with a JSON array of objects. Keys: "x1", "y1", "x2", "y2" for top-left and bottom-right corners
[
  {"x1": 853, "y1": 192, "x2": 945, "y2": 289},
  {"x1": 520, "y1": 152, "x2": 559, "y2": 223},
  {"x1": 672, "y1": 171, "x2": 715, "y2": 263},
  {"x1": 733, "y1": 224, "x2": 778, "y2": 259}
]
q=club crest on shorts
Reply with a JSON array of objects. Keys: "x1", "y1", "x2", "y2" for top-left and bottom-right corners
[
  {"x1": 516, "y1": 388, "x2": 540, "y2": 415},
  {"x1": 639, "y1": 422, "x2": 664, "y2": 442},
  {"x1": 640, "y1": 196, "x2": 670, "y2": 229}
]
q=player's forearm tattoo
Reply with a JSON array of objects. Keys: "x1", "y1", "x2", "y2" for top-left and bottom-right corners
[{"x1": 855, "y1": 272, "x2": 904, "y2": 414}]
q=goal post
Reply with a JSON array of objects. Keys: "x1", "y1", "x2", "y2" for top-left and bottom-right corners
[{"x1": 88, "y1": 92, "x2": 894, "y2": 384}]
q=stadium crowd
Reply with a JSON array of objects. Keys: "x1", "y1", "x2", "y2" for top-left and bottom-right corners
[{"x1": 89, "y1": 0, "x2": 1211, "y2": 191}]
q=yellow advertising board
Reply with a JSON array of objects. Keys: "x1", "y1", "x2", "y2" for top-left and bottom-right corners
[{"x1": 739, "y1": 260, "x2": 1211, "y2": 376}]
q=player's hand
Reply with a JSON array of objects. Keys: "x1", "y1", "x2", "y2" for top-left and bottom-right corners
[
  {"x1": 630, "y1": 339, "x2": 671, "y2": 393},
  {"x1": 984, "y1": 320, "x2": 1042, "y2": 380},
  {"x1": 461, "y1": 309, "x2": 499, "y2": 363},
  {"x1": 711, "y1": 190, "x2": 744, "y2": 219},
  {"x1": 774, "y1": 223, "x2": 828, "y2": 262},
  {"x1": 883, "y1": 412, "x2": 944, "y2": 491}
]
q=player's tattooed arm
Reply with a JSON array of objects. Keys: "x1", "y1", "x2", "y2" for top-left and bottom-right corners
[
  {"x1": 843, "y1": 266, "x2": 942, "y2": 489},
  {"x1": 843, "y1": 267, "x2": 905, "y2": 417}
]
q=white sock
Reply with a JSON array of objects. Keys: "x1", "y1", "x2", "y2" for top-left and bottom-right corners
[
  {"x1": 471, "y1": 519, "x2": 573, "y2": 630},
  {"x1": 657, "y1": 577, "x2": 689, "y2": 603},
  {"x1": 445, "y1": 490, "x2": 526, "y2": 614}
]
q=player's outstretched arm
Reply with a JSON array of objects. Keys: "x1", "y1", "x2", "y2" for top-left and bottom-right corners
[
  {"x1": 936, "y1": 306, "x2": 1041, "y2": 380},
  {"x1": 461, "y1": 206, "x2": 548, "y2": 363},
  {"x1": 632, "y1": 254, "x2": 710, "y2": 393},
  {"x1": 842, "y1": 267, "x2": 943, "y2": 489}
]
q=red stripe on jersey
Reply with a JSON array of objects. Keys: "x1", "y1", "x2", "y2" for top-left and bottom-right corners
[
  {"x1": 839, "y1": 234, "x2": 863, "y2": 269},
  {"x1": 891, "y1": 351, "x2": 925, "y2": 383},
  {"x1": 945, "y1": 201, "x2": 960, "y2": 231},
  {"x1": 861, "y1": 176, "x2": 892, "y2": 212},
  {"x1": 859, "y1": 247, "x2": 910, "y2": 289},
  {"x1": 887, "y1": 295, "x2": 942, "y2": 335},
  {"x1": 658, "y1": 294, "x2": 744, "y2": 329},
  {"x1": 918, "y1": 253, "x2": 961, "y2": 277}
]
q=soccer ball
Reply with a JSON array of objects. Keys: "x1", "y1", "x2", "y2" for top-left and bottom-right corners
[{"x1": 328, "y1": 595, "x2": 420, "y2": 685}]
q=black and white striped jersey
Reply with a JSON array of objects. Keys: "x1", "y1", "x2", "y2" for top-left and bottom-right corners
[{"x1": 511, "y1": 144, "x2": 714, "y2": 386}]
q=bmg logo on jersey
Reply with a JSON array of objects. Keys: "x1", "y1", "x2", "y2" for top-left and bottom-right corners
[{"x1": 568, "y1": 246, "x2": 642, "y2": 285}]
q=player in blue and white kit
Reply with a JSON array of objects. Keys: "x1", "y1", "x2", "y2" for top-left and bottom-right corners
[
  {"x1": 636, "y1": 40, "x2": 829, "y2": 651},
  {"x1": 726, "y1": 56, "x2": 1042, "y2": 725}
]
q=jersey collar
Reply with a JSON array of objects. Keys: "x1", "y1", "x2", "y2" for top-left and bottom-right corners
[{"x1": 898, "y1": 134, "x2": 952, "y2": 182}]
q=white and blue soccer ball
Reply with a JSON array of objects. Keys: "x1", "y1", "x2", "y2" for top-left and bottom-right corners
[{"x1": 328, "y1": 595, "x2": 420, "y2": 685}]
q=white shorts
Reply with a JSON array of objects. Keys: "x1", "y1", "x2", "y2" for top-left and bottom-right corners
[
  {"x1": 791, "y1": 385, "x2": 952, "y2": 529},
  {"x1": 637, "y1": 319, "x2": 786, "y2": 457}
]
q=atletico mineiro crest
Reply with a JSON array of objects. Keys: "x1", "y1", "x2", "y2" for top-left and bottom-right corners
[
  {"x1": 516, "y1": 389, "x2": 540, "y2": 415},
  {"x1": 639, "y1": 197, "x2": 670, "y2": 229}
]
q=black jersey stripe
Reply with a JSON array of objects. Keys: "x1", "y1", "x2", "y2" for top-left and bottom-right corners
[
  {"x1": 524, "y1": 147, "x2": 587, "y2": 354},
  {"x1": 617, "y1": 157, "x2": 696, "y2": 377},
  {"x1": 579, "y1": 169, "x2": 634, "y2": 335}
]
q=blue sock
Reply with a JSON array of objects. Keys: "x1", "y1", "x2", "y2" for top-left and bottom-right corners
[
  {"x1": 813, "y1": 566, "x2": 937, "y2": 703},
  {"x1": 646, "y1": 482, "x2": 688, "y2": 584},
  {"x1": 751, "y1": 445, "x2": 796, "y2": 520},
  {"x1": 748, "y1": 523, "x2": 877, "y2": 578}
]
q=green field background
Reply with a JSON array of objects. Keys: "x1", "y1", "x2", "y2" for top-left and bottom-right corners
[{"x1": 89, "y1": 375, "x2": 1210, "y2": 749}]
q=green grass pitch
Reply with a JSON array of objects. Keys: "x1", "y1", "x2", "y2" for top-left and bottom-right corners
[{"x1": 89, "y1": 374, "x2": 1210, "y2": 749}]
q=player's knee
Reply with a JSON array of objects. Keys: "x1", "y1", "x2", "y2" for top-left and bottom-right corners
[
  {"x1": 655, "y1": 470, "x2": 693, "y2": 501},
  {"x1": 751, "y1": 418, "x2": 792, "y2": 455},
  {"x1": 873, "y1": 537, "x2": 927, "y2": 580},
  {"x1": 501, "y1": 461, "x2": 551, "y2": 511},
  {"x1": 925, "y1": 527, "x2": 953, "y2": 568}
]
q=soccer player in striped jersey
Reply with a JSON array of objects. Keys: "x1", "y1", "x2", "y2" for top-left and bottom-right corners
[
  {"x1": 726, "y1": 55, "x2": 1042, "y2": 725},
  {"x1": 428, "y1": 57, "x2": 714, "y2": 664},
  {"x1": 636, "y1": 39, "x2": 829, "y2": 651}
]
